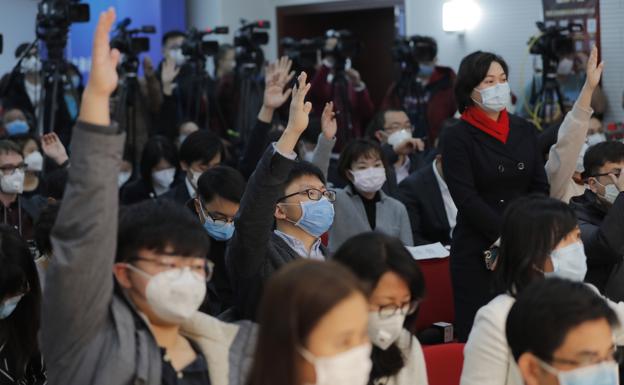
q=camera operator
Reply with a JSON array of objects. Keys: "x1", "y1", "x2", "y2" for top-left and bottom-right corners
[
  {"x1": 310, "y1": 30, "x2": 374, "y2": 151},
  {"x1": 0, "y1": 44, "x2": 42, "y2": 127},
  {"x1": 382, "y1": 36, "x2": 457, "y2": 147}
]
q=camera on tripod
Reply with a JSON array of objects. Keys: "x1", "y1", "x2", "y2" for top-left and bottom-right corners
[
  {"x1": 280, "y1": 36, "x2": 324, "y2": 72},
  {"x1": 323, "y1": 29, "x2": 360, "y2": 71},
  {"x1": 235, "y1": 19, "x2": 270, "y2": 71},
  {"x1": 392, "y1": 35, "x2": 437, "y2": 74},
  {"x1": 528, "y1": 21, "x2": 583, "y2": 72},
  {"x1": 36, "y1": 0, "x2": 90, "y2": 60},
  {"x1": 110, "y1": 18, "x2": 155, "y2": 74},
  {"x1": 182, "y1": 26, "x2": 228, "y2": 62}
]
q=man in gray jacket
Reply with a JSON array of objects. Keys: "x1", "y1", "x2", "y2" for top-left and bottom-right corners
[{"x1": 41, "y1": 9, "x2": 254, "y2": 385}]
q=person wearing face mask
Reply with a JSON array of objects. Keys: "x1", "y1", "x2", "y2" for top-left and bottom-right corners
[
  {"x1": 226, "y1": 72, "x2": 334, "y2": 321},
  {"x1": 41, "y1": 11, "x2": 256, "y2": 385},
  {"x1": 162, "y1": 129, "x2": 223, "y2": 206},
  {"x1": 507, "y1": 278, "x2": 620, "y2": 385},
  {"x1": 0, "y1": 225, "x2": 46, "y2": 385},
  {"x1": 333, "y1": 233, "x2": 428, "y2": 385},
  {"x1": 0, "y1": 140, "x2": 36, "y2": 239},
  {"x1": 326, "y1": 136, "x2": 413, "y2": 252},
  {"x1": 442, "y1": 51, "x2": 550, "y2": 342},
  {"x1": 11, "y1": 134, "x2": 44, "y2": 198},
  {"x1": 570, "y1": 141, "x2": 624, "y2": 292},
  {"x1": 176, "y1": 120, "x2": 199, "y2": 149},
  {"x1": 248, "y1": 259, "x2": 373, "y2": 385},
  {"x1": 3, "y1": 108, "x2": 31, "y2": 136},
  {"x1": 191, "y1": 166, "x2": 245, "y2": 316},
  {"x1": 120, "y1": 135, "x2": 180, "y2": 204},
  {"x1": 382, "y1": 36, "x2": 457, "y2": 147}
]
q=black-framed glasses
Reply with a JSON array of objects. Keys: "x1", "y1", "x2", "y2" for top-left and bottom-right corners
[
  {"x1": 590, "y1": 171, "x2": 621, "y2": 179},
  {"x1": 0, "y1": 163, "x2": 26, "y2": 175},
  {"x1": 546, "y1": 345, "x2": 623, "y2": 368},
  {"x1": 376, "y1": 300, "x2": 419, "y2": 319},
  {"x1": 278, "y1": 188, "x2": 337, "y2": 203},
  {"x1": 128, "y1": 256, "x2": 214, "y2": 282},
  {"x1": 198, "y1": 200, "x2": 235, "y2": 225}
]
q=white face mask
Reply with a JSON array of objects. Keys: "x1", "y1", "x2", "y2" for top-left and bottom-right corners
[
  {"x1": 587, "y1": 133, "x2": 607, "y2": 147},
  {"x1": 126, "y1": 264, "x2": 206, "y2": 324},
  {"x1": 387, "y1": 129, "x2": 413, "y2": 151},
  {"x1": 368, "y1": 312, "x2": 406, "y2": 350},
  {"x1": 152, "y1": 168, "x2": 176, "y2": 193},
  {"x1": 118, "y1": 171, "x2": 132, "y2": 188},
  {"x1": 547, "y1": 241, "x2": 587, "y2": 282},
  {"x1": 21, "y1": 56, "x2": 42, "y2": 74},
  {"x1": 601, "y1": 183, "x2": 621, "y2": 205},
  {"x1": 557, "y1": 57, "x2": 574, "y2": 76},
  {"x1": 169, "y1": 48, "x2": 186, "y2": 66},
  {"x1": 189, "y1": 170, "x2": 203, "y2": 189},
  {"x1": 350, "y1": 167, "x2": 386, "y2": 193},
  {"x1": 1, "y1": 170, "x2": 25, "y2": 194},
  {"x1": 300, "y1": 343, "x2": 373, "y2": 385},
  {"x1": 473, "y1": 82, "x2": 511, "y2": 113},
  {"x1": 24, "y1": 151, "x2": 43, "y2": 172}
]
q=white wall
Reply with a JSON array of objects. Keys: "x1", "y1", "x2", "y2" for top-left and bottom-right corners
[
  {"x1": 599, "y1": 0, "x2": 624, "y2": 123},
  {"x1": 0, "y1": 0, "x2": 37, "y2": 75}
]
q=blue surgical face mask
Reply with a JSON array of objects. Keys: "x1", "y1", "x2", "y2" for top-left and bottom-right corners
[
  {"x1": 418, "y1": 64, "x2": 435, "y2": 77},
  {"x1": 283, "y1": 197, "x2": 335, "y2": 237},
  {"x1": 538, "y1": 358, "x2": 619, "y2": 385},
  {"x1": 0, "y1": 294, "x2": 24, "y2": 319},
  {"x1": 548, "y1": 241, "x2": 588, "y2": 282},
  {"x1": 199, "y1": 204, "x2": 235, "y2": 241},
  {"x1": 5, "y1": 120, "x2": 29, "y2": 136}
]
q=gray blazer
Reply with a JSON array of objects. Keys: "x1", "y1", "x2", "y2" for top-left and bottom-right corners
[{"x1": 329, "y1": 185, "x2": 414, "y2": 253}]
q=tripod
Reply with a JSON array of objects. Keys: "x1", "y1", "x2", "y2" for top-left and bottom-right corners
[
  {"x1": 528, "y1": 54, "x2": 565, "y2": 128},
  {"x1": 235, "y1": 63, "x2": 264, "y2": 143},
  {"x1": 395, "y1": 67, "x2": 429, "y2": 139},
  {"x1": 114, "y1": 55, "x2": 142, "y2": 170}
]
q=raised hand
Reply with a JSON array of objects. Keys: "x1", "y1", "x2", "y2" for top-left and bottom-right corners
[
  {"x1": 321, "y1": 101, "x2": 337, "y2": 140},
  {"x1": 161, "y1": 57, "x2": 180, "y2": 96},
  {"x1": 287, "y1": 72, "x2": 312, "y2": 135},
  {"x1": 42, "y1": 133, "x2": 69, "y2": 166},
  {"x1": 263, "y1": 56, "x2": 295, "y2": 109},
  {"x1": 585, "y1": 45, "x2": 604, "y2": 90},
  {"x1": 79, "y1": 7, "x2": 121, "y2": 126},
  {"x1": 345, "y1": 68, "x2": 363, "y2": 88},
  {"x1": 394, "y1": 138, "x2": 425, "y2": 155}
]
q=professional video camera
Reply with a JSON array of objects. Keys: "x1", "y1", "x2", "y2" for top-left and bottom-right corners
[
  {"x1": 529, "y1": 21, "x2": 582, "y2": 60},
  {"x1": 110, "y1": 18, "x2": 155, "y2": 74},
  {"x1": 280, "y1": 36, "x2": 324, "y2": 72},
  {"x1": 234, "y1": 19, "x2": 270, "y2": 71},
  {"x1": 323, "y1": 29, "x2": 360, "y2": 71},
  {"x1": 392, "y1": 35, "x2": 437, "y2": 74},
  {"x1": 182, "y1": 26, "x2": 228, "y2": 62},
  {"x1": 36, "y1": 0, "x2": 90, "y2": 61}
]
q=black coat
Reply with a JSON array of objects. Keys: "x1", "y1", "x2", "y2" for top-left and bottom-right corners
[
  {"x1": 120, "y1": 178, "x2": 157, "y2": 205},
  {"x1": 398, "y1": 162, "x2": 452, "y2": 246},
  {"x1": 570, "y1": 190, "x2": 624, "y2": 292},
  {"x1": 441, "y1": 114, "x2": 549, "y2": 341},
  {"x1": 161, "y1": 181, "x2": 192, "y2": 207}
]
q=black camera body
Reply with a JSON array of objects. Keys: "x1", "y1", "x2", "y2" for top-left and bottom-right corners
[
  {"x1": 281, "y1": 36, "x2": 324, "y2": 71},
  {"x1": 529, "y1": 21, "x2": 582, "y2": 62},
  {"x1": 182, "y1": 27, "x2": 228, "y2": 61},
  {"x1": 110, "y1": 18, "x2": 155, "y2": 74},
  {"x1": 323, "y1": 29, "x2": 360, "y2": 71},
  {"x1": 36, "y1": 0, "x2": 90, "y2": 61},
  {"x1": 235, "y1": 20, "x2": 270, "y2": 71},
  {"x1": 392, "y1": 35, "x2": 437, "y2": 75}
]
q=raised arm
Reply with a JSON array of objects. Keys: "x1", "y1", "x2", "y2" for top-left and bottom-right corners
[
  {"x1": 42, "y1": 8, "x2": 125, "y2": 364},
  {"x1": 311, "y1": 102, "x2": 337, "y2": 179}
]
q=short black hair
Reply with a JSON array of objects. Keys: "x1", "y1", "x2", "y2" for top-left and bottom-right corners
[
  {"x1": 0, "y1": 140, "x2": 23, "y2": 157},
  {"x1": 197, "y1": 165, "x2": 246, "y2": 204},
  {"x1": 34, "y1": 201, "x2": 60, "y2": 256},
  {"x1": 140, "y1": 136, "x2": 178, "y2": 185},
  {"x1": 506, "y1": 277, "x2": 619, "y2": 362},
  {"x1": 412, "y1": 35, "x2": 438, "y2": 62},
  {"x1": 364, "y1": 109, "x2": 405, "y2": 139},
  {"x1": 116, "y1": 199, "x2": 211, "y2": 262},
  {"x1": 494, "y1": 195, "x2": 578, "y2": 296},
  {"x1": 583, "y1": 141, "x2": 624, "y2": 179},
  {"x1": 282, "y1": 161, "x2": 326, "y2": 197},
  {"x1": 162, "y1": 30, "x2": 186, "y2": 46},
  {"x1": 337, "y1": 139, "x2": 387, "y2": 181},
  {"x1": 455, "y1": 51, "x2": 509, "y2": 112},
  {"x1": 179, "y1": 130, "x2": 224, "y2": 166}
]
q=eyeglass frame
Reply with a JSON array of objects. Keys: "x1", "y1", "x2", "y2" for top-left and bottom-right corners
[
  {"x1": 277, "y1": 188, "x2": 337, "y2": 203},
  {"x1": 374, "y1": 300, "x2": 420, "y2": 319},
  {"x1": 197, "y1": 198, "x2": 235, "y2": 225},
  {"x1": 127, "y1": 255, "x2": 215, "y2": 282},
  {"x1": 538, "y1": 344, "x2": 622, "y2": 369},
  {"x1": 0, "y1": 163, "x2": 27, "y2": 175}
]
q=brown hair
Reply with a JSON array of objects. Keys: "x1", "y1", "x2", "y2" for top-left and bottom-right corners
[{"x1": 248, "y1": 259, "x2": 370, "y2": 385}]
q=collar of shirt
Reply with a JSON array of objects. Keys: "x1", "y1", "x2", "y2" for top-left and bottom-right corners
[
  {"x1": 432, "y1": 159, "x2": 449, "y2": 193},
  {"x1": 185, "y1": 176, "x2": 197, "y2": 199},
  {"x1": 395, "y1": 156, "x2": 411, "y2": 185},
  {"x1": 274, "y1": 229, "x2": 324, "y2": 260}
]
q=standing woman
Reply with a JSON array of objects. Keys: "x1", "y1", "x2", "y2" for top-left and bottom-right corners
[
  {"x1": 442, "y1": 51, "x2": 549, "y2": 341},
  {"x1": 248, "y1": 259, "x2": 373, "y2": 385}
]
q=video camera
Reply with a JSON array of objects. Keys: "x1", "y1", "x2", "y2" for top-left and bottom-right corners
[
  {"x1": 280, "y1": 36, "x2": 324, "y2": 72},
  {"x1": 392, "y1": 35, "x2": 437, "y2": 74},
  {"x1": 323, "y1": 29, "x2": 360, "y2": 71},
  {"x1": 110, "y1": 18, "x2": 155, "y2": 74},
  {"x1": 182, "y1": 26, "x2": 229, "y2": 61},
  {"x1": 528, "y1": 21, "x2": 583, "y2": 68},
  {"x1": 235, "y1": 19, "x2": 270, "y2": 71},
  {"x1": 36, "y1": 0, "x2": 90, "y2": 61}
]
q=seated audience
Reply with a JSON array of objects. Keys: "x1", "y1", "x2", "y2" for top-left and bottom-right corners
[
  {"x1": 0, "y1": 140, "x2": 36, "y2": 239},
  {"x1": 226, "y1": 72, "x2": 333, "y2": 321},
  {"x1": 571, "y1": 141, "x2": 624, "y2": 292},
  {"x1": 41, "y1": 11, "x2": 255, "y2": 385},
  {"x1": 121, "y1": 135, "x2": 179, "y2": 204},
  {"x1": 507, "y1": 278, "x2": 620, "y2": 385},
  {"x1": 333, "y1": 232, "x2": 428, "y2": 385},
  {"x1": 11, "y1": 133, "x2": 44, "y2": 197},
  {"x1": 0, "y1": 225, "x2": 45, "y2": 384},
  {"x1": 248, "y1": 259, "x2": 372, "y2": 385}
]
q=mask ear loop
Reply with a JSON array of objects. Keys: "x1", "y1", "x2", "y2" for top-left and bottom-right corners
[{"x1": 277, "y1": 201, "x2": 305, "y2": 227}]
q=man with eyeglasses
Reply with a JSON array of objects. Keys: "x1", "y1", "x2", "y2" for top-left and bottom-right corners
[
  {"x1": 570, "y1": 141, "x2": 624, "y2": 292},
  {"x1": 506, "y1": 277, "x2": 621, "y2": 385},
  {"x1": 0, "y1": 140, "x2": 35, "y2": 239},
  {"x1": 41, "y1": 10, "x2": 255, "y2": 385},
  {"x1": 226, "y1": 72, "x2": 336, "y2": 321}
]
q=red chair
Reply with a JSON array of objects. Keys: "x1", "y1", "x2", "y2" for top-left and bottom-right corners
[
  {"x1": 423, "y1": 343, "x2": 465, "y2": 385},
  {"x1": 412, "y1": 257, "x2": 454, "y2": 332}
]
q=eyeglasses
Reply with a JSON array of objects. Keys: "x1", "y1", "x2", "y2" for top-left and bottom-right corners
[
  {"x1": 278, "y1": 188, "x2": 337, "y2": 203},
  {"x1": 198, "y1": 201, "x2": 235, "y2": 225},
  {"x1": 590, "y1": 171, "x2": 621, "y2": 179},
  {"x1": 376, "y1": 300, "x2": 419, "y2": 319},
  {"x1": 385, "y1": 124, "x2": 414, "y2": 133},
  {"x1": 0, "y1": 163, "x2": 26, "y2": 175},
  {"x1": 128, "y1": 256, "x2": 214, "y2": 282},
  {"x1": 547, "y1": 345, "x2": 622, "y2": 368}
]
